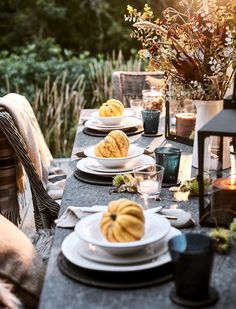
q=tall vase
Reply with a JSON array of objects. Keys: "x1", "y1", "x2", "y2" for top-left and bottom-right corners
[{"x1": 192, "y1": 100, "x2": 231, "y2": 169}]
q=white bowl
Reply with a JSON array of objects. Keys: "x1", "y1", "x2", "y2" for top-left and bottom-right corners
[
  {"x1": 74, "y1": 212, "x2": 171, "y2": 256},
  {"x1": 91, "y1": 110, "x2": 134, "y2": 125},
  {"x1": 84, "y1": 144, "x2": 144, "y2": 168}
]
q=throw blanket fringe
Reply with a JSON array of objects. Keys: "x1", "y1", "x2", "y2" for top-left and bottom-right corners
[
  {"x1": 0, "y1": 279, "x2": 22, "y2": 309},
  {"x1": 0, "y1": 207, "x2": 21, "y2": 227}
]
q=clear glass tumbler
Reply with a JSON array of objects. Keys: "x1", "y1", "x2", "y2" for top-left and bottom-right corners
[
  {"x1": 133, "y1": 164, "x2": 164, "y2": 199},
  {"x1": 129, "y1": 99, "x2": 144, "y2": 117}
]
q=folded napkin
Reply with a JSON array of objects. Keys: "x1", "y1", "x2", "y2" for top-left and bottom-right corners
[{"x1": 55, "y1": 205, "x2": 195, "y2": 229}]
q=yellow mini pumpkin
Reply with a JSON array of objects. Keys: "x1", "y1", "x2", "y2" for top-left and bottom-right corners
[
  {"x1": 95, "y1": 130, "x2": 129, "y2": 158},
  {"x1": 99, "y1": 99, "x2": 124, "y2": 117},
  {"x1": 100, "y1": 199, "x2": 145, "y2": 242}
]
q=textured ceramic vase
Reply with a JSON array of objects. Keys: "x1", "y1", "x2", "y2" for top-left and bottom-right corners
[{"x1": 192, "y1": 100, "x2": 231, "y2": 169}]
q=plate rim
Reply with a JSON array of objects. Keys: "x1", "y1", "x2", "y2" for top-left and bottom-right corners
[
  {"x1": 74, "y1": 212, "x2": 171, "y2": 249},
  {"x1": 61, "y1": 228, "x2": 181, "y2": 272},
  {"x1": 76, "y1": 155, "x2": 155, "y2": 176},
  {"x1": 84, "y1": 156, "x2": 145, "y2": 173},
  {"x1": 77, "y1": 233, "x2": 167, "y2": 265},
  {"x1": 84, "y1": 117, "x2": 142, "y2": 132}
]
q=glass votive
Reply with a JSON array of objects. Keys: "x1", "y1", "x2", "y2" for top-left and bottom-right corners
[
  {"x1": 133, "y1": 164, "x2": 164, "y2": 199},
  {"x1": 142, "y1": 88, "x2": 164, "y2": 112},
  {"x1": 129, "y1": 99, "x2": 144, "y2": 117},
  {"x1": 141, "y1": 110, "x2": 160, "y2": 134},
  {"x1": 154, "y1": 147, "x2": 181, "y2": 184},
  {"x1": 168, "y1": 234, "x2": 218, "y2": 306}
]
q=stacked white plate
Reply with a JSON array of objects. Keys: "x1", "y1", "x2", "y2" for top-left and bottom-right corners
[
  {"x1": 61, "y1": 211, "x2": 181, "y2": 272},
  {"x1": 85, "y1": 110, "x2": 142, "y2": 133},
  {"x1": 76, "y1": 154, "x2": 156, "y2": 177}
]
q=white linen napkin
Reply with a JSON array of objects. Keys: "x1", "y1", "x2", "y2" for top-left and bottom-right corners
[{"x1": 55, "y1": 205, "x2": 195, "y2": 229}]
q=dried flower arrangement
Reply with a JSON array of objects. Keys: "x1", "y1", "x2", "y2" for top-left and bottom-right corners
[{"x1": 125, "y1": 0, "x2": 236, "y2": 101}]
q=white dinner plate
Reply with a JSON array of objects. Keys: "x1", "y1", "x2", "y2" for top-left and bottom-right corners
[
  {"x1": 84, "y1": 155, "x2": 152, "y2": 173},
  {"x1": 76, "y1": 154, "x2": 155, "y2": 176},
  {"x1": 91, "y1": 121, "x2": 125, "y2": 129},
  {"x1": 91, "y1": 110, "x2": 134, "y2": 126},
  {"x1": 84, "y1": 117, "x2": 142, "y2": 132},
  {"x1": 84, "y1": 144, "x2": 144, "y2": 168},
  {"x1": 74, "y1": 212, "x2": 171, "y2": 255},
  {"x1": 77, "y1": 227, "x2": 180, "y2": 265},
  {"x1": 61, "y1": 228, "x2": 181, "y2": 272}
]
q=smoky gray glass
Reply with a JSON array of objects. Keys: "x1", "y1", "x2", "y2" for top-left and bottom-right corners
[
  {"x1": 141, "y1": 110, "x2": 160, "y2": 134},
  {"x1": 155, "y1": 147, "x2": 181, "y2": 184}
]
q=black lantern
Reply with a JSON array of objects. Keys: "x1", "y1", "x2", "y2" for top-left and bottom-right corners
[
  {"x1": 165, "y1": 84, "x2": 195, "y2": 146},
  {"x1": 198, "y1": 104, "x2": 236, "y2": 227}
]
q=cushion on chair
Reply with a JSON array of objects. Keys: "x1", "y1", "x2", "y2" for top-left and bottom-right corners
[
  {"x1": 0, "y1": 129, "x2": 21, "y2": 225},
  {"x1": 0, "y1": 214, "x2": 45, "y2": 308}
]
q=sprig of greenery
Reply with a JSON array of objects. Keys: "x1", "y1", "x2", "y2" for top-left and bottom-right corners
[
  {"x1": 209, "y1": 222, "x2": 236, "y2": 254},
  {"x1": 179, "y1": 178, "x2": 199, "y2": 196},
  {"x1": 125, "y1": 0, "x2": 236, "y2": 101},
  {"x1": 110, "y1": 174, "x2": 140, "y2": 193}
]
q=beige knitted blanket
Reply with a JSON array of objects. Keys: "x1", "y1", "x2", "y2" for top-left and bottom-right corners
[{"x1": 0, "y1": 93, "x2": 53, "y2": 189}]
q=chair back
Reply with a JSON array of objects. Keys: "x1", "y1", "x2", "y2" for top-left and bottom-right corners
[
  {"x1": 0, "y1": 110, "x2": 59, "y2": 230},
  {"x1": 0, "y1": 128, "x2": 20, "y2": 224},
  {"x1": 112, "y1": 71, "x2": 164, "y2": 106}
]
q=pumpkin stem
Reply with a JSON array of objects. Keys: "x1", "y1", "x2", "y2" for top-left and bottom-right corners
[{"x1": 111, "y1": 213, "x2": 117, "y2": 221}]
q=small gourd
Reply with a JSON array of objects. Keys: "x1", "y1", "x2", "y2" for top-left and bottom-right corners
[
  {"x1": 100, "y1": 199, "x2": 145, "y2": 242},
  {"x1": 99, "y1": 99, "x2": 124, "y2": 117},
  {"x1": 95, "y1": 130, "x2": 129, "y2": 158}
]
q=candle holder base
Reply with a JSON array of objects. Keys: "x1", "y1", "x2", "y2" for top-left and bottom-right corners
[
  {"x1": 142, "y1": 132, "x2": 163, "y2": 137},
  {"x1": 162, "y1": 179, "x2": 181, "y2": 188},
  {"x1": 170, "y1": 287, "x2": 219, "y2": 308}
]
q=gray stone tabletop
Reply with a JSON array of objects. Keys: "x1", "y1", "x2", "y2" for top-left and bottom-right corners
[{"x1": 39, "y1": 110, "x2": 236, "y2": 309}]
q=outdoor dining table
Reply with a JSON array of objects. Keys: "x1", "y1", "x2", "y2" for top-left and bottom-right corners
[{"x1": 39, "y1": 109, "x2": 236, "y2": 309}]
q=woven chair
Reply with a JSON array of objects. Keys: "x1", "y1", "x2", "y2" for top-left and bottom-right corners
[
  {"x1": 0, "y1": 109, "x2": 59, "y2": 230},
  {"x1": 112, "y1": 71, "x2": 164, "y2": 106}
]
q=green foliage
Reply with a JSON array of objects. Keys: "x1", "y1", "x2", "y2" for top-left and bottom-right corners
[
  {"x1": 0, "y1": 0, "x2": 151, "y2": 56},
  {"x1": 111, "y1": 174, "x2": 140, "y2": 193},
  {"x1": 209, "y1": 228, "x2": 232, "y2": 254},
  {"x1": 0, "y1": 39, "x2": 143, "y2": 108},
  {"x1": 179, "y1": 178, "x2": 199, "y2": 196},
  {"x1": 34, "y1": 72, "x2": 86, "y2": 157},
  {"x1": 0, "y1": 39, "x2": 143, "y2": 157}
]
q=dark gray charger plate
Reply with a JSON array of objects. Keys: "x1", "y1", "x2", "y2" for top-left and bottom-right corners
[
  {"x1": 83, "y1": 126, "x2": 143, "y2": 137},
  {"x1": 58, "y1": 252, "x2": 172, "y2": 289},
  {"x1": 74, "y1": 169, "x2": 113, "y2": 186}
]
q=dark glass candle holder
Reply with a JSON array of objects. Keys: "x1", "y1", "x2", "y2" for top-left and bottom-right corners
[
  {"x1": 154, "y1": 147, "x2": 181, "y2": 186},
  {"x1": 168, "y1": 234, "x2": 218, "y2": 307},
  {"x1": 141, "y1": 110, "x2": 160, "y2": 134}
]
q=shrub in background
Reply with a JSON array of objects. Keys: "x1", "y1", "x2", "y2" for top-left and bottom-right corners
[{"x1": 0, "y1": 39, "x2": 143, "y2": 157}]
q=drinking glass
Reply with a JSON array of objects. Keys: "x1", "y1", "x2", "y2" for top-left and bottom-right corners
[
  {"x1": 168, "y1": 233, "x2": 218, "y2": 306},
  {"x1": 129, "y1": 99, "x2": 144, "y2": 117},
  {"x1": 142, "y1": 88, "x2": 164, "y2": 112},
  {"x1": 133, "y1": 164, "x2": 164, "y2": 199},
  {"x1": 155, "y1": 147, "x2": 181, "y2": 184},
  {"x1": 141, "y1": 110, "x2": 160, "y2": 134}
]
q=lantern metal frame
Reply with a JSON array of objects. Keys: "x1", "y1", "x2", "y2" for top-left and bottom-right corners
[
  {"x1": 165, "y1": 99, "x2": 194, "y2": 146},
  {"x1": 198, "y1": 106, "x2": 236, "y2": 227}
]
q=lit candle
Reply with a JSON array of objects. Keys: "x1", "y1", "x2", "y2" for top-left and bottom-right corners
[
  {"x1": 211, "y1": 177, "x2": 236, "y2": 224},
  {"x1": 138, "y1": 179, "x2": 160, "y2": 197},
  {"x1": 176, "y1": 113, "x2": 196, "y2": 138},
  {"x1": 203, "y1": 0, "x2": 208, "y2": 13}
]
